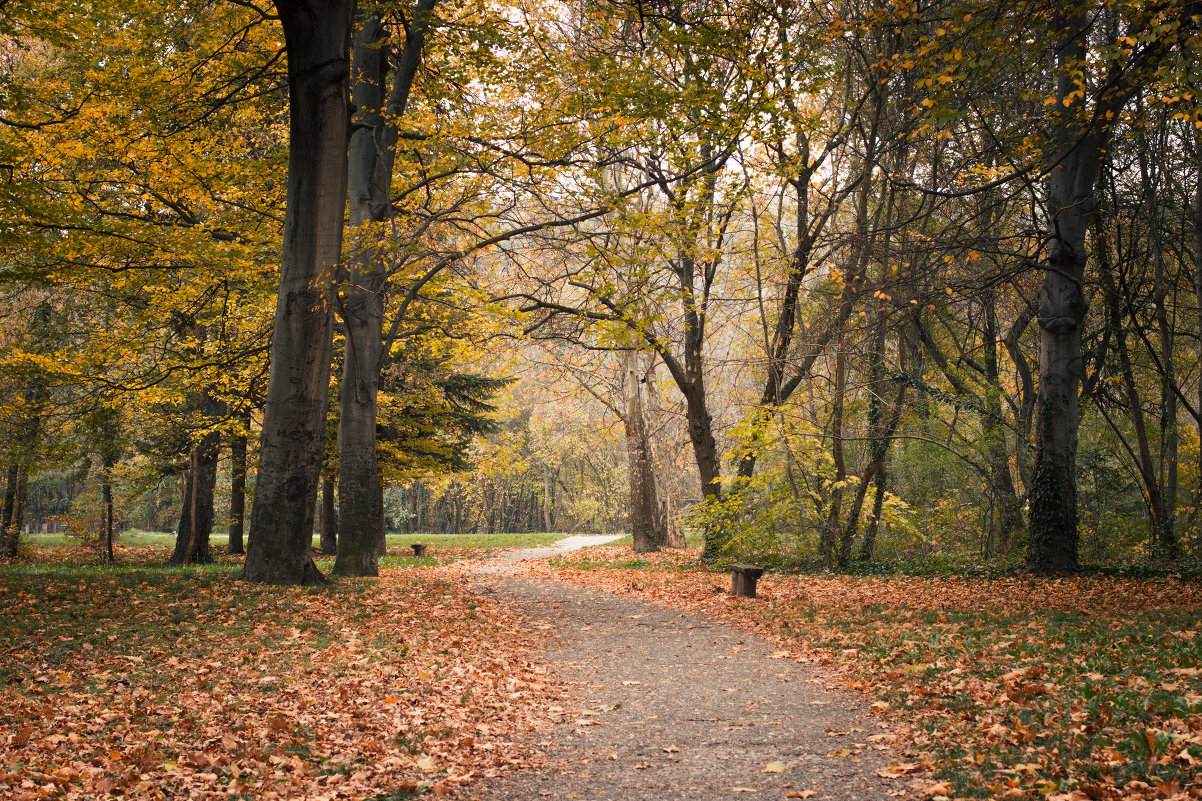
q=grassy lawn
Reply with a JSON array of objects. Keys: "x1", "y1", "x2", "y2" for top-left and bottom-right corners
[
  {"x1": 541, "y1": 547, "x2": 1202, "y2": 800},
  {"x1": 0, "y1": 552, "x2": 564, "y2": 800},
  {"x1": 10, "y1": 531, "x2": 567, "y2": 574}
]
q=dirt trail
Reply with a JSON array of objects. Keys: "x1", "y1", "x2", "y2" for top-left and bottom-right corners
[{"x1": 463, "y1": 551, "x2": 909, "y2": 801}]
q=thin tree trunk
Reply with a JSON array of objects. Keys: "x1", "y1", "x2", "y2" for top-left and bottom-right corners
[
  {"x1": 243, "y1": 0, "x2": 355, "y2": 585},
  {"x1": 102, "y1": 465, "x2": 115, "y2": 564},
  {"x1": 1194, "y1": 129, "x2": 1202, "y2": 522},
  {"x1": 11, "y1": 469, "x2": 26, "y2": 555},
  {"x1": 823, "y1": 343, "x2": 847, "y2": 570},
  {"x1": 542, "y1": 463, "x2": 553, "y2": 533},
  {"x1": 983, "y1": 292, "x2": 1021, "y2": 558},
  {"x1": 227, "y1": 427, "x2": 247, "y2": 555},
  {"x1": 101, "y1": 452, "x2": 115, "y2": 558},
  {"x1": 1, "y1": 463, "x2": 18, "y2": 558},
  {"x1": 644, "y1": 363, "x2": 686, "y2": 547},
  {"x1": 1151, "y1": 210, "x2": 1180, "y2": 562},
  {"x1": 624, "y1": 350, "x2": 662, "y2": 553},
  {"x1": 860, "y1": 472, "x2": 887, "y2": 562},
  {"x1": 172, "y1": 430, "x2": 220, "y2": 565},
  {"x1": 320, "y1": 473, "x2": 338, "y2": 555}
]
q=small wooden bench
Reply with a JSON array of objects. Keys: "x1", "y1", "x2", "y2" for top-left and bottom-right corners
[
  {"x1": 727, "y1": 563, "x2": 765, "y2": 598},
  {"x1": 411, "y1": 543, "x2": 427, "y2": 557}
]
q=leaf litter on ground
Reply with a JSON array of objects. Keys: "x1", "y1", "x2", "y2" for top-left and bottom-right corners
[
  {"x1": 527, "y1": 546, "x2": 1202, "y2": 801},
  {"x1": 0, "y1": 547, "x2": 571, "y2": 800}
]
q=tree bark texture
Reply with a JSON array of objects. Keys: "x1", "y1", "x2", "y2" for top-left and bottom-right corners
[
  {"x1": 822, "y1": 343, "x2": 847, "y2": 570},
  {"x1": 1028, "y1": 8, "x2": 1114, "y2": 574},
  {"x1": 335, "y1": 1, "x2": 436, "y2": 577},
  {"x1": 624, "y1": 350, "x2": 663, "y2": 553},
  {"x1": 541, "y1": 463, "x2": 554, "y2": 532},
  {"x1": 644, "y1": 364, "x2": 686, "y2": 547},
  {"x1": 320, "y1": 473, "x2": 338, "y2": 555},
  {"x1": 1, "y1": 463, "x2": 18, "y2": 558},
  {"x1": 227, "y1": 427, "x2": 247, "y2": 555},
  {"x1": 243, "y1": 0, "x2": 354, "y2": 585},
  {"x1": 172, "y1": 429, "x2": 220, "y2": 565}
]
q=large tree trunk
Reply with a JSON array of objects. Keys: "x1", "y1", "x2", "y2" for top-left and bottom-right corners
[
  {"x1": 1194, "y1": 129, "x2": 1202, "y2": 526},
  {"x1": 172, "y1": 429, "x2": 220, "y2": 565},
  {"x1": 1027, "y1": 8, "x2": 1114, "y2": 575},
  {"x1": 335, "y1": 1, "x2": 436, "y2": 577},
  {"x1": 227, "y1": 425, "x2": 247, "y2": 555},
  {"x1": 242, "y1": 0, "x2": 354, "y2": 585},
  {"x1": 624, "y1": 350, "x2": 663, "y2": 553}
]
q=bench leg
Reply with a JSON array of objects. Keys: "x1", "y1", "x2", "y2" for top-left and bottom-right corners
[{"x1": 731, "y1": 574, "x2": 757, "y2": 598}]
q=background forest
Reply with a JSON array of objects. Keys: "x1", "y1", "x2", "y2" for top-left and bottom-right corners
[{"x1": 1, "y1": 0, "x2": 1200, "y2": 574}]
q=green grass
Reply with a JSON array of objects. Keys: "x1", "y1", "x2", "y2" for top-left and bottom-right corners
[
  {"x1": 383, "y1": 532, "x2": 565, "y2": 549},
  {"x1": 22, "y1": 530, "x2": 566, "y2": 550}
]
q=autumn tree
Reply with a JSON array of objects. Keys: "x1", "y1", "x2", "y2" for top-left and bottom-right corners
[{"x1": 242, "y1": 0, "x2": 355, "y2": 585}]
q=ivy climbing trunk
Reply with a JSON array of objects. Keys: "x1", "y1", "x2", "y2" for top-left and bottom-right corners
[
  {"x1": 1027, "y1": 7, "x2": 1122, "y2": 574},
  {"x1": 242, "y1": 0, "x2": 354, "y2": 585}
]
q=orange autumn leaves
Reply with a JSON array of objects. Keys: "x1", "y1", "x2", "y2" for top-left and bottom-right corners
[
  {"x1": 533, "y1": 547, "x2": 1202, "y2": 801},
  {"x1": 0, "y1": 563, "x2": 568, "y2": 800}
]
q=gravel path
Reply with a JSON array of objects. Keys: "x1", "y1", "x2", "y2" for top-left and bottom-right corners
[{"x1": 464, "y1": 552, "x2": 909, "y2": 801}]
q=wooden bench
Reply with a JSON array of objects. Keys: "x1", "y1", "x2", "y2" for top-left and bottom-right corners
[
  {"x1": 411, "y1": 543, "x2": 427, "y2": 557},
  {"x1": 727, "y1": 563, "x2": 765, "y2": 598}
]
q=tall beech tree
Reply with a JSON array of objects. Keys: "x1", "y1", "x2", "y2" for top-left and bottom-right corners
[
  {"x1": 334, "y1": 0, "x2": 437, "y2": 578},
  {"x1": 242, "y1": 0, "x2": 355, "y2": 585}
]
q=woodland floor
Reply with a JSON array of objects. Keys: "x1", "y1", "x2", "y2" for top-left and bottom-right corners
[
  {"x1": 460, "y1": 547, "x2": 911, "y2": 801},
  {"x1": 2, "y1": 539, "x2": 1199, "y2": 801}
]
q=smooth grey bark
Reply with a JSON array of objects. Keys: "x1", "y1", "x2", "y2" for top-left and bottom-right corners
[
  {"x1": 335, "y1": 0, "x2": 437, "y2": 578},
  {"x1": 242, "y1": 0, "x2": 355, "y2": 585}
]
